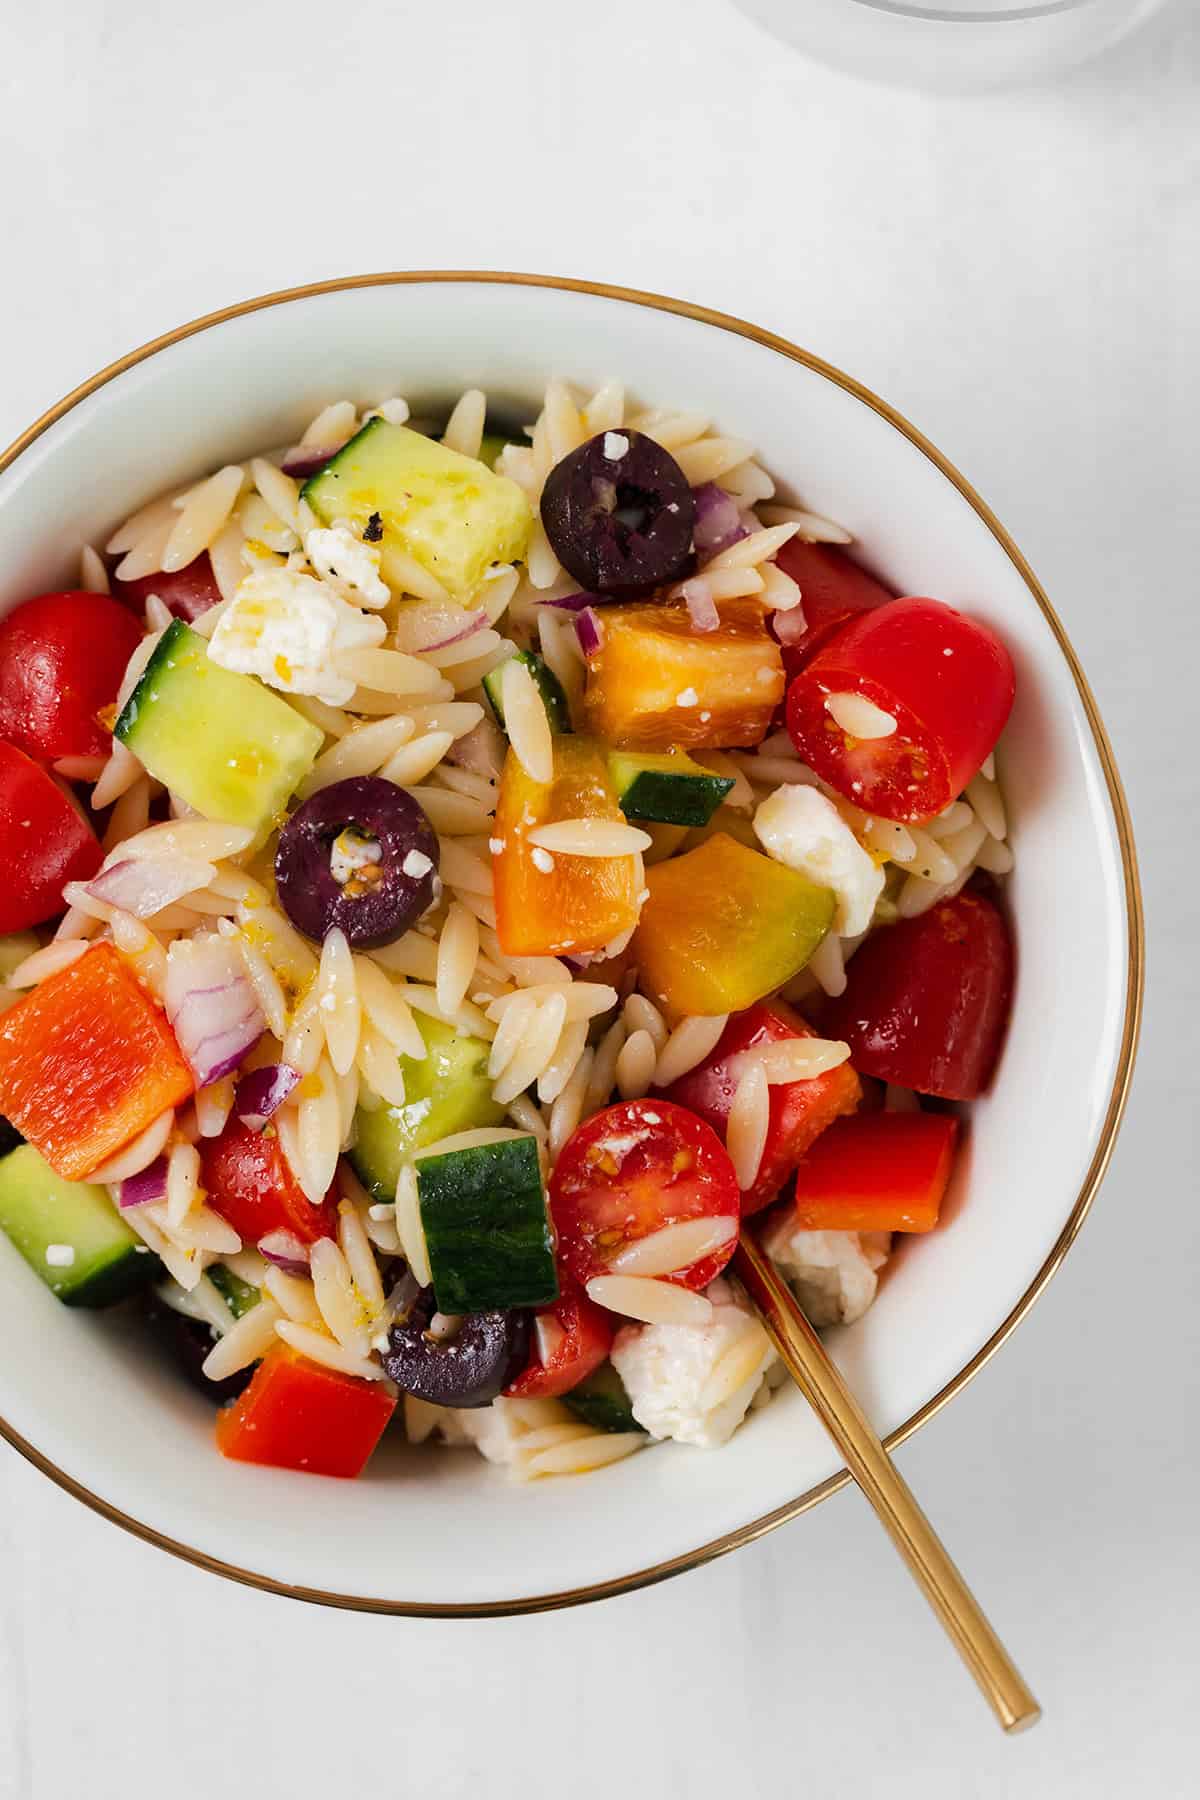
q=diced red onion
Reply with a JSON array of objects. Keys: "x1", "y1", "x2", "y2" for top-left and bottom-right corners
[
  {"x1": 234, "y1": 1064, "x2": 299, "y2": 1132},
  {"x1": 280, "y1": 443, "x2": 347, "y2": 478},
  {"x1": 164, "y1": 935, "x2": 265, "y2": 1088},
  {"x1": 575, "y1": 607, "x2": 604, "y2": 658},
  {"x1": 538, "y1": 591, "x2": 597, "y2": 612},
  {"x1": 446, "y1": 715, "x2": 504, "y2": 779},
  {"x1": 691, "y1": 482, "x2": 749, "y2": 559},
  {"x1": 682, "y1": 580, "x2": 721, "y2": 633},
  {"x1": 770, "y1": 605, "x2": 810, "y2": 647},
  {"x1": 86, "y1": 851, "x2": 213, "y2": 920},
  {"x1": 119, "y1": 1157, "x2": 168, "y2": 1209},
  {"x1": 420, "y1": 607, "x2": 488, "y2": 651},
  {"x1": 258, "y1": 1230, "x2": 311, "y2": 1275}
]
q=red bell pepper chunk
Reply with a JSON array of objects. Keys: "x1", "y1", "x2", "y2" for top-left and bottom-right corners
[
  {"x1": 0, "y1": 591, "x2": 143, "y2": 760},
  {"x1": 789, "y1": 1111, "x2": 958, "y2": 1234},
  {"x1": 215, "y1": 1344, "x2": 396, "y2": 1479},
  {"x1": 0, "y1": 942, "x2": 194, "y2": 1179},
  {"x1": 504, "y1": 1278, "x2": 614, "y2": 1399},
  {"x1": 0, "y1": 741, "x2": 103, "y2": 932},
  {"x1": 821, "y1": 888, "x2": 1013, "y2": 1100},
  {"x1": 664, "y1": 997, "x2": 862, "y2": 1214},
  {"x1": 786, "y1": 595, "x2": 1015, "y2": 824},
  {"x1": 199, "y1": 1116, "x2": 339, "y2": 1249},
  {"x1": 111, "y1": 552, "x2": 223, "y2": 623},
  {"x1": 771, "y1": 542, "x2": 893, "y2": 683}
]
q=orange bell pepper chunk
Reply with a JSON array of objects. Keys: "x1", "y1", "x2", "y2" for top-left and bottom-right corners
[
  {"x1": 789, "y1": 1111, "x2": 958, "y2": 1234},
  {"x1": 0, "y1": 942, "x2": 194, "y2": 1180},
  {"x1": 215, "y1": 1344, "x2": 396, "y2": 1479},
  {"x1": 633, "y1": 832, "x2": 835, "y2": 1018},
  {"x1": 493, "y1": 737, "x2": 641, "y2": 957},
  {"x1": 581, "y1": 597, "x2": 784, "y2": 751}
]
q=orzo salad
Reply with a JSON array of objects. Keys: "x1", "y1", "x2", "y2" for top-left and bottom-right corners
[{"x1": 0, "y1": 381, "x2": 1015, "y2": 1482}]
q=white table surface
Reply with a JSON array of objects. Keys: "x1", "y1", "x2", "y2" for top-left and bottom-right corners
[{"x1": 1, "y1": 2, "x2": 1196, "y2": 1793}]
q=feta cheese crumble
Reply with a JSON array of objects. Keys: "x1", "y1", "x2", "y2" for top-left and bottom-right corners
[
  {"x1": 676, "y1": 686, "x2": 699, "y2": 707},
  {"x1": 45, "y1": 1244, "x2": 76, "y2": 1268},
  {"x1": 753, "y1": 784, "x2": 884, "y2": 937},
  {"x1": 603, "y1": 432, "x2": 630, "y2": 460},
  {"x1": 208, "y1": 566, "x2": 386, "y2": 706},
  {"x1": 610, "y1": 1278, "x2": 778, "y2": 1449},
  {"x1": 330, "y1": 827, "x2": 382, "y2": 886},
  {"x1": 402, "y1": 849, "x2": 433, "y2": 879},
  {"x1": 760, "y1": 1221, "x2": 891, "y2": 1327},
  {"x1": 303, "y1": 519, "x2": 391, "y2": 609}
]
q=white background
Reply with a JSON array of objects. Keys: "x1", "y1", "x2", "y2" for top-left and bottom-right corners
[{"x1": 0, "y1": 2, "x2": 1195, "y2": 1794}]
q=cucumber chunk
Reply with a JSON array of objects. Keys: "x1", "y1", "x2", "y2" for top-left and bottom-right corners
[
  {"x1": 607, "y1": 748, "x2": 734, "y2": 827},
  {"x1": 115, "y1": 620, "x2": 322, "y2": 834},
  {"x1": 209, "y1": 1263, "x2": 260, "y2": 1319},
  {"x1": 563, "y1": 1361, "x2": 644, "y2": 1434},
  {"x1": 0, "y1": 1144, "x2": 156, "y2": 1306},
  {"x1": 483, "y1": 651, "x2": 570, "y2": 735},
  {"x1": 415, "y1": 1134, "x2": 557, "y2": 1314},
  {"x1": 349, "y1": 1016, "x2": 504, "y2": 1203},
  {"x1": 303, "y1": 419, "x2": 531, "y2": 604}
]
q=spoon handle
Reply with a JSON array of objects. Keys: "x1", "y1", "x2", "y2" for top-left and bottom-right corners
[{"x1": 733, "y1": 1234, "x2": 1041, "y2": 1734}]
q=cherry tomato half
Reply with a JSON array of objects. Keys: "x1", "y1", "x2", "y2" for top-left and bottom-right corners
[
  {"x1": 664, "y1": 998, "x2": 861, "y2": 1214},
  {"x1": 771, "y1": 542, "x2": 893, "y2": 683},
  {"x1": 199, "y1": 1116, "x2": 339, "y2": 1249},
  {"x1": 0, "y1": 591, "x2": 143, "y2": 761},
  {"x1": 112, "y1": 552, "x2": 223, "y2": 623},
  {"x1": 0, "y1": 741, "x2": 103, "y2": 932},
  {"x1": 786, "y1": 596, "x2": 1015, "y2": 824},
  {"x1": 549, "y1": 1099, "x2": 739, "y2": 1292},
  {"x1": 503, "y1": 1280, "x2": 614, "y2": 1399},
  {"x1": 821, "y1": 888, "x2": 1013, "y2": 1100}
]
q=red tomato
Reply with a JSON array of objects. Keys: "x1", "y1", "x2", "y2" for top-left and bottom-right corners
[
  {"x1": 112, "y1": 552, "x2": 223, "y2": 623},
  {"x1": 199, "y1": 1117, "x2": 339, "y2": 1249},
  {"x1": 790, "y1": 1111, "x2": 958, "y2": 1234},
  {"x1": 664, "y1": 998, "x2": 861, "y2": 1214},
  {"x1": 503, "y1": 1280, "x2": 613, "y2": 1399},
  {"x1": 771, "y1": 542, "x2": 893, "y2": 684},
  {"x1": 786, "y1": 596, "x2": 1015, "y2": 824},
  {"x1": 549, "y1": 1099, "x2": 739, "y2": 1292},
  {"x1": 0, "y1": 591, "x2": 143, "y2": 761},
  {"x1": 821, "y1": 889, "x2": 1013, "y2": 1100},
  {"x1": 0, "y1": 741, "x2": 103, "y2": 932},
  {"x1": 216, "y1": 1344, "x2": 395, "y2": 1478}
]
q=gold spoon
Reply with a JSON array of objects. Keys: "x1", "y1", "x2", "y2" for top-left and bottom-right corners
[{"x1": 733, "y1": 1231, "x2": 1041, "y2": 1734}]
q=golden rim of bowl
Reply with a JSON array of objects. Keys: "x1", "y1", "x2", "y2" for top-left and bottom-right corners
[{"x1": 0, "y1": 271, "x2": 1144, "y2": 1617}]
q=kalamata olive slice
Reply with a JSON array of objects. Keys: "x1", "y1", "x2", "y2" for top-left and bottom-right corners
[
  {"x1": 540, "y1": 429, "x2": 695, "y2": 598},
  {"x1": 382, "y1": 1288, "x2": 530, "y2": 1409},
  {"x1": 142, "y1": 1295, "x2": 253, "y2": 1406},
  {"x1": 275, "y1": 775, "x2": 439, "y2": 948}
]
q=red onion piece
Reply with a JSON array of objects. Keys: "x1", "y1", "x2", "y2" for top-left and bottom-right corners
[
  {"x1": 538, "y1": 591, "x2": 597, "y2": 612},
  {"x1": 281, "y1": 442, "x2": 347, "y2": 479},
  {"x1": 681, "y1": 580, "x2": 721, "y2": 633},
  {"x1": 770, "y1": 604, "x2": 810, "y2": 646},
  {"x1": 575, "y1": 606, "x2": 604, "y2": 658},
  {"x1": 87, "y1": 851, "x2": 214, "y2": 920},
  {"x1": 164, "y1": 935, "x2": 265, "y2": 1088},
  {"x1": 691, "y1": 482, "x2": 749, "y2": 560},
  {"x1": 234, "y1": 1064, "x2": 300, "y2": 1132},
  {"x1": 258, "y1": 1230, "x2": 311, "y2": 1275},
  {"x1": 119, "y1": 1157, "x2": 168, "y2": 1209}
]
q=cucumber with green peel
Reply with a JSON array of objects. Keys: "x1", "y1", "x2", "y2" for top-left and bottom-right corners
[
  {"x1": 0, "y1": 1144, "x2": 157, "y2": 1306},
  {"x1": 607, "y1": 748, "x2": 735, "y2": 827},
  {"x1": 209, "y1": 1264, "x2": 260, "y2": 1319},
  {"x1": 415, "y1": 1135, "x2": 557, "y2": 1314},
  {"x1": 563, "y1": 1361, "x2": 644, "y2": 1434},
  {"x1": 302, "y1": 419, "x2": 532, "y2": 604},
  {"x1": 349, "y1": 1015, "x2": 504, "y2": 1203},
  {"x1": 483, "y1": 651, "x2": 570, "y2": 735},
  {"x1": 115, "y1": 620, "x2": 322, "y2": 835}
]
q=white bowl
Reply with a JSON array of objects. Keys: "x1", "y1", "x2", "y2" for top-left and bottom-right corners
[{"x1": 0, "y1": 274, "x2": 1142, "y2": 1614}]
